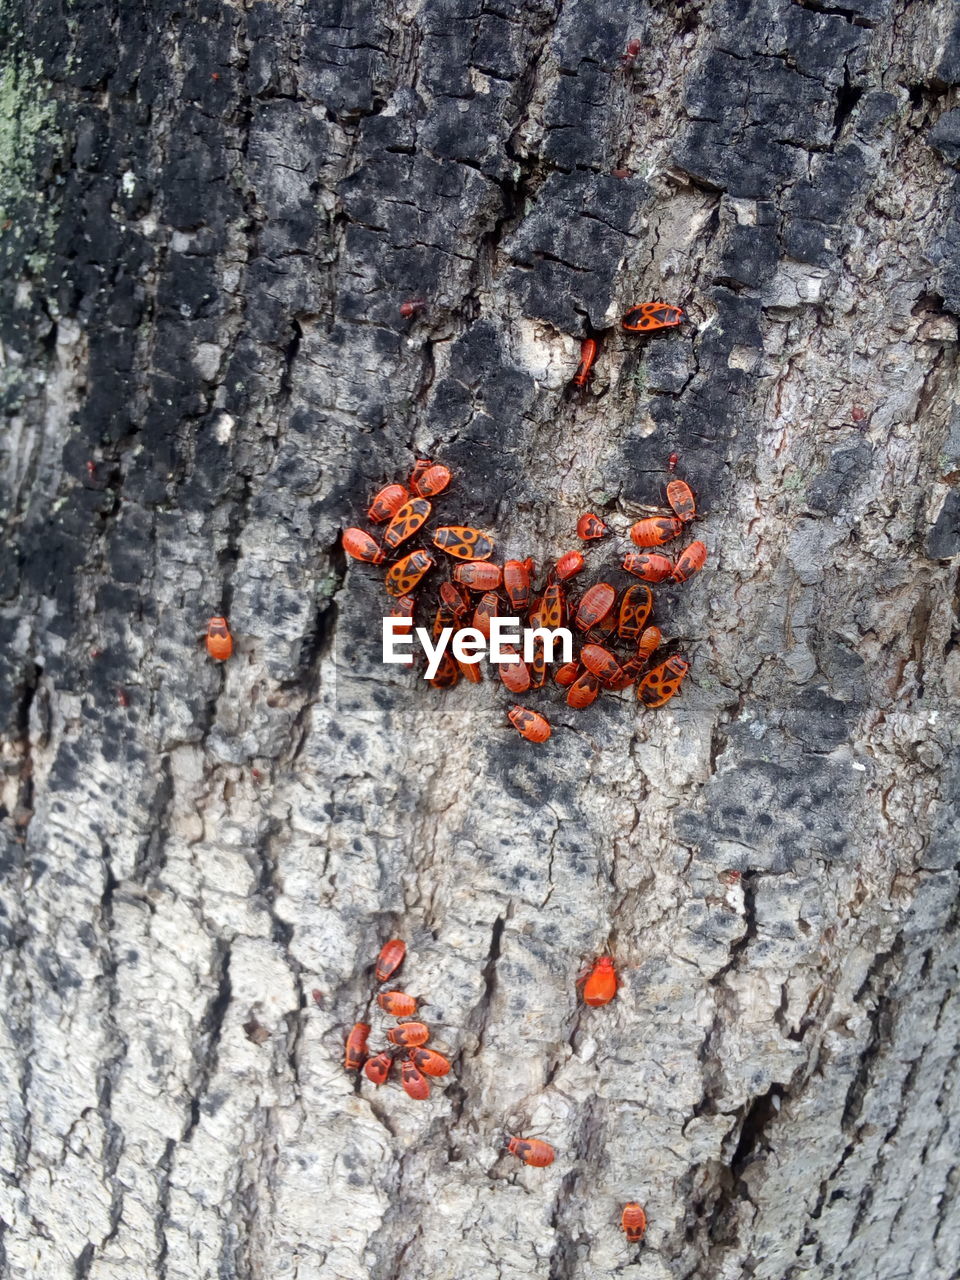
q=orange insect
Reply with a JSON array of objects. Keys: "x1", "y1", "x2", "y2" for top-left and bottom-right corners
[
  {"x1": 671, "y1": 540, "x2": 707, "y2": 583},
  {"x1": 541, "y1": 583, "x2": 566, "y2": 628},
  {"x1": 554, "y1": 661, "x2": 580, "y2": 687},
  {"x1": 433, "y1": 526, "x2": 495, "y2": 561},
  {"x1": 386, "y1": 550, "x2": 433, "y2": 596},
  {"x1": 505, "y1": 1136, "x2": 555, "y2": 1167},
  {"x1": 384, "y1": 498, "x2": 432, "y2": 549},
  {"x1": 552, "y1": 551, "x2": 585, "y2": 582},
  {"x1": 606, "y1": 658, "x2": 642, "y2": 691},
  {"x1": 529, "y1": 637, "x2": 548, "y2": 688},
  {"x1": 585, "y1": 612, "x2": 616, "y2": 643},
  {"x1": 386, "y1": 1021, "x2": 430, "y2": 1047},
  {"x1": 439, "y1": 581, "x2": 469, "y2": 622},
  {"x1": 622, "y1": 552, "x2": 673, "y2": 583},
  {"x1": 412, "y1": 463, "x2": 452, "y2": 497},
  {"x1": 454, "y1": 562, "x2": 502, "y2": 591},
  {"x1": 368, "y1": 483, "x2": 408, "y2": 523},
  {"x1": 575, "y1": 583, "x2": 616, "y2": 631},
  {"x1": 377, "y1": 991, "x2": 417, "y2": 1017},
  {"x1": 456, "y1": 657, "x2": 483, "y2": 684},
  {"x1": 567, "y1": 671, "x2": 600, "y2": 709},
  {"x1": 364, "y1": 1051, "x2": 395, "y2": 1086},
  {"x1": 376, "y1": 939, "x2": 406, "y2": 983},
  {"x1": 473, "y1": 591, "x2": 500, "y2": 639},
  {"x1": 499, "y1": 647, "x2": 532, "y2": 694},
  {"x1": 621, "y1": 1203, "x2": 647, "y2": 1244},
  {"x1": 390, "y1": 595, "x2": 416, "y2": 633},
  {"x1": 618, "y1": 584, "x2": 653, "y2": 639},
  {"x1": 503, "y1": 560, "x2": 532, "y2": 612},
  {"x1": 667, "y1": 452, "x2": 679, "y2": 472},
  {"x1": 344, "y1": 1022, "x2": 370, "y2": 1071},
  {"x1": 400, "y1": 299, "x2": 426, "y2": 319},
  {"x1": 400, "y1": 1059, "x2": 431, "y2": 1100},
  {"x1": 206, "y1": 616, "x2": 233, "y2": 661},
  {"x1": 581, "y1": 644, "x2": 624, "y2": 684},
  {"x1": 409, "y1": 458, "x2": 433, "y2": 488},
  {"x1": 622, "y1": 302, "x2": 683, "y2": 332},
  {"x1": 408, "y1": 1047, "x2": 451, "y2": 1077},
  {"x1": 620, "y1": 37, "x2": 641, "y2": 67},
  {"x1": 429, "y1": 653, "x2": 461, "y2": 689},
  {"x1": 571, "y1": 338, "x2": 599, "y2": 389},
  {"x1": 577, "y1": 512, "x2": 609, "y2": 540},
  {"x1": 580, "y1": 956, "x2": 618, "y2": 1007},
  {"x1": 636, "y1": 626, "x2": 662, "y2": 661},
  {"x1": 638, "y1": 656, "x2": 690, "y2": 707},
  {"x1": 433, "y1": 601, "x2": 456, "y2": 640},
  {"x1": 630, "y1": 517, "x2": 684, "y2": 548},
  {"x1": 522, "y1": 556, "x2": 535, "y2": 575},
  {"x1": 508, "y1": 705, "x2": 551, "y2": 743},
  {"x1": 343, "y1": 528, "x2": 385, "y2": 564},
  {"x1": 666, "y1": 479, "x2": 696, "y2": 523}
]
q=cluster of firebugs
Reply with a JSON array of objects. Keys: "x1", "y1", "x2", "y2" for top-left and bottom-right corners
[
  {"x1": 199, "y1": 305, "x2": 701, "y2": 1244},
  {"x1": 325, "y1": 303, "x2": 704, "y2": 744},
  {"x1": 341, "y1": 938, "x2": 647, "y2": 1247}
]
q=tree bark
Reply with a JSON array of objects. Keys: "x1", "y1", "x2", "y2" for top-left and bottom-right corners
[{"x1": 2, "y1": 0, "x2": 960, "y2": 1277}]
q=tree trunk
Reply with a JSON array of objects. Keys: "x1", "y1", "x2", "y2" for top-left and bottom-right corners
[{"x1": 2, "y1": 0, "x2": 960, "y2": 1277}]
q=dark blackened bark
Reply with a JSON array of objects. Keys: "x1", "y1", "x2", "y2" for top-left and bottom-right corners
[{"x1": 2, "y1": 1, "x2": 960, "y2": 1277}]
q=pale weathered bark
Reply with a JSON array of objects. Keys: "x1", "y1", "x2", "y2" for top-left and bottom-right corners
[{"x1": 2, "y1": 0, "x2": 960, "y2": 1277}]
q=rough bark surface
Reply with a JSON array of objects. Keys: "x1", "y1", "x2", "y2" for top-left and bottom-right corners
[{"x1": 2, "y1": 0, "x2": 960, "y2": 1277}]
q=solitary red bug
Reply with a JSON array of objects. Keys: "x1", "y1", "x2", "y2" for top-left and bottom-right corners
[
  {"x1": 630, "y1": 517, "x2": 684, "y2": 548},
  {"x1": 580, "y1": 956, "x2": 618, "y2": 1007},
  {"x1": 343, "y1": 528, "x2": 385, "y2": 565},
  {"x1": 622, "y1": 302, "x2": 683, "y2": 332},
  {"x1": 363, "y1": 1051, "x2": 394, "y2": 1086},
  {"x1": 368, "y1": 483, "x2": 408, "y2": 523},
  {"x1": 412, "y1": 464, "x2": 452, "y2": 498},
  {"x1": 505, "y1": 1136, "x2": 555, "y2": 1167},
  {"x1": 377, "y1": 991, "x2": 417, "y2": 1017},
  {"x1": 386, "y1": 550, "x2": 433, "y2": 596},
  {"x1": 623, "y1": 552, "x2": 673, "y2": 583},
  {"x1": 85, "y1": 460, "x2": 96, "y2": 478},
  {"x1": 571, "y1": 338, "x2": 599, "y2": 389},
  {"x1": 575, "y1": 583, "x2": 616, "y2": 631},
  {"x1": 620, "y1": 37, "x2": 641, "y2": 67},
  {"x1": 508, "y1": 705, "x2": 551, "y2": 743},
  {"x1": 567, "y1": 670, "x2": 600, "y2": 709},
  {"x1": 666, "y1": 479, "x2": 696, "y2": 523},
  {"x1": 386, "y1": 1021, "x2": 430, "y2": 1048},
  {"x1": 384, "y1": 498, "x2": 432, "y2": 550},
  {"x1": 671, "y1": 541, "x2": 707, "y2": 583},
  {"x1": 581, "y1": 644, "x2": 624, "y2": 684},
  {"x1": 344, "y1": 1022, "x2": 370, "y2": 1071},
  {"x1": 400, "y1": 1059, "x2": 431, "y2": 1100},
  {"x1": 400, "y1": 299, "x2": 426, "y2": 318},
  {"x1": 577, "y1": 512, "x2": 609, "y2": 540},
  {"x1": 454, "y1": 562, "x2": 502, "y2": 591},
  {"x1": 638, "y1": 656, "x2": 690, "y2": 707},
  {"x1": 503, "y1": 560, "x2": 531, "y2": 612},
  {"x1": 408, "y1": 1047, "x2": 451, "y2": 1077},
  {"x1": 375, "y1": 939, "x2": 406, "y2": 983},
  {"x1": 621, "y1": 1203, "x2": 647, "y2": 1244},
  {"x1": 668, "y1": 452, "x2": 679, "y2": 472},
  {"x1": 117, "y1": 689, "x2": 130, "y2": 708},
  {"x1": 433, "y1": 526, "x2": 495, "y2": 561},
  {"x1": 206, "y1": 616, "x2": 233, "y2": 661}
]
